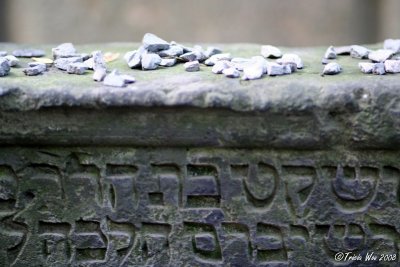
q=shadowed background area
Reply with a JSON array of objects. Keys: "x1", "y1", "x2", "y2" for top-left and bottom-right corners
[{"x1": 0, "y1": 0, "x2": 399, "y2": 45}]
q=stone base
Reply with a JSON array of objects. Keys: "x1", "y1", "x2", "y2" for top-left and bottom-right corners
[{"x1": 1, "y1": 147, "x2": 399, "y2": 266}]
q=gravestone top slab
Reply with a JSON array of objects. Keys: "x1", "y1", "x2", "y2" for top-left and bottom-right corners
[{"x1": 0, "y1": 42, "x2": 399, "y2": 113}]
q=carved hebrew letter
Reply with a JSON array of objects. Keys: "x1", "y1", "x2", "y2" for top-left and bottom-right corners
[
  {"x1": 38, "y1": 221, "x2": 71, "y2": 266},
  {"x1": 65, "y1": 156, "x2": 102, "y2": 215},
  {"x1": 325, "y1": 166, "x2": 378, "y2": 212},
  {"x1": 184, "y1": 165, "x2": 220, "y2": 208},
  {"x1": 282, "y1": 166, "x2": 316, "y2": 217},
  {"x1": 106, "y1": 219, "x2": 136, "y2": 265},
  {"x1": 105, "y1": 164, "x2": 137, "y2": 219},
  {"x1": 71, "y1": 220, "x2": 107, "y2": 263},
  {"x1": 149, "y1": 165, "x2": 180, "y2": 207},
  {"x1": 316, "y1": 224, "x2": 365, "y2": 260},
  {"x1": 184, "y1": 221, "x2": 222, "y2": 263},
  {"x1": 368, "y1": 223, "x2": 399, "y2": 255},
  {"x1": 254, "y1": 223, "x2": 287, "y2": 263},
  {"x1": 231, "y1": 163, "x2": 278, "y2": 209},
  {"x1": 221, "y1": 222, "x2": 251, "y2": 266}
]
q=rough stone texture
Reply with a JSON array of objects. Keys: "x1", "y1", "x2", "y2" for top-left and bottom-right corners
[{"x1": 0, "y1": 43, "x2": 400, "y2": 266}]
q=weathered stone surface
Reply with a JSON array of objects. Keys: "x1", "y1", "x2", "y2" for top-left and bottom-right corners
[
  {"x1": 204, "y1": 46, "x2": 222, "y2": 58},
  {"x1": 242, "y1": 62, "x2": 264, "y2": 80},
  {"x1": 334, "y1": 45, "x2": 351, "y2": 55},
  {"x1": 0, "y1": 51, "x2": 7, "y2": 57},
  {"x1": 0, "y1": 57, "x2": 11, "y2": 76},
  {"x1": 12, "y1": 48, "x2": 45, "y2": 58},
  {"x1": 1, "y1": 42, "x2": 400, "y2": 266}
]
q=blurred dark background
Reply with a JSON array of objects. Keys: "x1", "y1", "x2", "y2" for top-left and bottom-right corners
[{"x1": 0, "y1": 0, "x2": 399, "y2": 46}]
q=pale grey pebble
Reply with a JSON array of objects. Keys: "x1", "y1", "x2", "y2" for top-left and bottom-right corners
[
  {"x1": 83, "y1": 57, "x2": 94, "y2": 69},
  {"x1": 184, "y1": 60, "x2": 200, "y2": 72},
  {"x1": 324, "y1": 46, "x2": 337, "y2": 59},
  {"x1": 4, "y1": 55, "x2": 19, "y2": 67},
  {"x1": 251, "y1": 56, "x2": 269, "y2": 73},
  {"x1": 322, "y1": 62, "x2": 342, "y2": 75},
  {"x1": 157, "y1": 45, "x2": 184, "y2": 57},
  {"x1": 358, "y1": 62, "x2": 375, "y2": 74},
  {"x1": 13, "y1": 48, "x2": 45, "y2": 58},
  {"x1": 204, "y1": 47, "x2": 222, "y2": 58},
  {"x1": 192, "y1": 46, "x2": 207, "y2": 62},
  {"x1": 321, "y1": 58, "x2": 330, "y2": 65},
  {"x1": 52, "y1": 43, "x2": 77, "y2": 59},
  {"x1": 179, "y1": 51, "x2": 198, "y2": 62},
  {"x1": 282, "y1": 62, "x2": 297, "y2": 73},
  {"x1": 384, "y1": 39, "x2": 400, "y2": 53},
  {"x1": 92, "y1": 51, "x2": 106, "y2": 71},
  {"x1": 93, "y1": 68, "x2": 107, "y2": 82},
  {"x1": 54, "y1": 57, "x2": 83, "y2": 71},
  {"x1": 67, "y1": 62, "x2": 87, "y2": 75},
  {"x1": 368, "y1": 49, "x2": 394, "y2": 62},
  {"x1": 212, "y1": 60, "x2": 233, "y2": 74},
  {"x1": 242, "y1": 63, "x2": 264, "y2": 80},
  {"x1": 350, "y1": 45, "x2": 370, "y2": 59},
  {"x1": 222, "y1": 67, "x2": 240, "y2": 78},
  {"x1": 266, "y1": 62, "x2": 287, "y2": 76},
  {"x1": 128, "y1": 46, "x2": 146, "y2": 69},
  {"x1": 334, "y1": 46, "x2": 352, "y2": 55},
  {"x1": 124, "y1": 50, "x2": 136, "y2": 64},
  {"x1": 159, "y1": 58, "x2": 177, "y2": 67},
  {"x1": 204, "y1": 53, "x2": 231, "y2": 66},
  {"x1": 170, "y1": 41, "x2": 193, "y2": 53},
  {"x1": 261, "y1": 45, "x2": 282, "y2": 59},
  {"x1": 384, "y1": 60, "x2": 400, "y2": 73},
  {"x1": 103, "y1": 70, "x2": 126, "y2": 87},
  {"x1": 142, "y1": 33, "x2": 170, "y2": 52},
  {"x1": 277, "y1": 54, "x2": 303, "y2": 69},
  {"x1": 23, "y1": 62, "x2": 46, "y2": 76},
  {"x1": 373, "y1": 63, "x2": 385, "y2": 75},
  {"x1": 0, "y1": 58, "x2": 11, "y2": 76},
  {"x1": 0, "y1": 51, "x2": 7, "y2": 57},
  {"x1": 141, "y1": 53, "x2": 162, "y2": 70}
]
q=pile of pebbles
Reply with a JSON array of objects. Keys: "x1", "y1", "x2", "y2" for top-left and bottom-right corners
[
  {"x1": 1, "y1": 34, "x2": 400, "y2": 86},
  {"x1": 123, "y1": 33, "x2": 303, "y2": 80},
  {"x1": 321, "y1": 39, "x2": 400, "y2": 75},
  {"x1": 0, "y1": 44, "x2": 135, "y2": 87}
]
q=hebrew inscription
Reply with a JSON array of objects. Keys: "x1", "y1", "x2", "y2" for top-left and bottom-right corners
[{"x1": 0, "y1": 148, "x2": 399, "y2": 266}]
